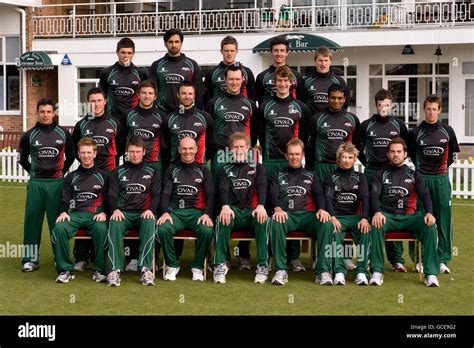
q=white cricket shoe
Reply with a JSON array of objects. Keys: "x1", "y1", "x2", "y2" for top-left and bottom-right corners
[
  {"x1": 74, "y1": 261, "x2": 88, "y2": 272},
  {"x1": 315, "y1": 272, "x2": 333, "y2": 285},
  {"x1": 213, "y1": 263, "x2": 229, "y2": 284},
  {"x1": 191, "y1": 268, "x2": 204, "y2": 282},
  {"x1": 424, "y1": 275, "x2": 440, "y2": 287},
  {"x1": 140, "y1": 269, "x2": 155, "y2": 286},
  {"x1": 414, "y1": 263, "x2": 424, "y2": 274},
  {"x1": 369, "y1": 272, "x2": 384, "y2": 286},
  {"x1": 56, "y1": 271, "x2": 75, "y2": 283},
  {"x1": 163, "y1": 266, "x2": 180, "y2": 281},
  {"x1": 439, "y1": 263, "x2": 451, "y2": 274},
  {"x1": 254, "y1": 266, "x2": 269, "y2": 284},
  {"x1": 107, "y1": 270, "x2": 121, "y2": 287},
  {"x1": 333, "y1": 272, "x2": 346, "y2": 285},
  {"x1": 125, "y1": 259, "x2": 138, "y2": 272},
  {"x1": 354, "y1": 273, "x2": 369, "y2": 286},
  {"x1": 271, "y1": 270, "x2": 288, "y2": 285}
]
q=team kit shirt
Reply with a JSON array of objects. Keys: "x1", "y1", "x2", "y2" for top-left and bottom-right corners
[
  {"x1": 161, "y1": 161, "x2": 214, "y2": 216},
  {"x1": 59, "y1": 166, "x2": 107, "y2": 214},
  {"x1": 324, "y1": 167, "x2": 369, "y2": 218},
  {"x1": 206, "y1": 92, "x2": 258, "y2": 150},
  {"x1": 126, "y1": 106, "x2": 166, "y2": 163},
  {"x1": 307, "y1": 109, "x2": 360, "y2": 164},
  {"x1": 108, "y1": 161, "x2": 161, "y2": 213},
  {"x1": 72, "y1": 114, "x2": 118, "y2": 171},
  {"x1": 19, "y1": 122, "x2": 75, "y2": 178},
  {"x1": 204, "y1": 62, "x2": 256, "y2": 102},
  {"x1": 99, "y1": 62, "x2": 148, "y2": 123},
  {"x1": 370, "y1": 164, "x2": 433, "y2": 215},
  {"x1": 357, "y1": 114, "x2": 408, "y2": 170},
  {"x1": 269, "y1": 166, "x2": 325, "y2": 212},
  {"x1": 150, "y1": 54, "x2": 203, "y2": 112},
  {"x1": 163, "y1": 107, "x2": 217, "y2": 164},
  {"x1": 256, "y1": 65, "x2": 304, "y2": 105},
  {"x1": 303, "y1": 71, "x2": 347, "y2": 114},
  {"x1": 409, "y1": 121, "x2": 460, "y2": 175},
  {"x1": 257, "y1": 96, "x2": 311, "y2": 160},
  {"x1": 217, "y1": 162, "x2": 267, "y2": 209}
]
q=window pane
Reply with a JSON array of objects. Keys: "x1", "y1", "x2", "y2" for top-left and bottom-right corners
[
  {"x1": 347, "y1": 65, "x2": 357, "y2": 76},
  {"x1": 462, "y1": 62, "x2": 474, "y2": 74},
  {"x1": 78, "y1": 68, "x2": 102, "y2": 79},
  {"x1": 78, "y1": 82, "x2": 98, "y2": 117},
  {"x1": 6, "y1": 37, "x2": 20, "y2": 63},
  {"x1": 437, "y1": 63, "x2": 449, "y2": 75},
  {"x1": 369, "y1": 78, "x2": 382, "y2": 116},
  {"x1": 6, "y1": 65, "x2": 20, "y2": 110},
  {"x1": 370, "y1": 64, "x2": 382, "y2": 76},
  {"x1": 465, "y1": 79, "x2": 474, "y2": 136},
  {"x1": 0, "y1": 39, "x2": 3, "y2": 63},
  {"x1": 386, "y1": 64, "x2": 432, "y2": 75},
  {"x1": 346, "y1": 77, "x2": 357, "y2": 108}
]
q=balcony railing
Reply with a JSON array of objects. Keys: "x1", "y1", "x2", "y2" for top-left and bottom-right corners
[{"x1": 32, "y1": 1, "x2": 474, "y2": 38}]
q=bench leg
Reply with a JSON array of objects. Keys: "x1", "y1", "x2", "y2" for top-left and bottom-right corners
[{"x1": 418, "y1": 240, "x2": 423, "y2": 282}]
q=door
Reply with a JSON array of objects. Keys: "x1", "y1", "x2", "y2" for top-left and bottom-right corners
[
  {"x1": 465, "y1": 78, "x2": 474, "y2": 139},
  {"x1": 383, "y1": 77, "x2": 417, "y2": 130}
]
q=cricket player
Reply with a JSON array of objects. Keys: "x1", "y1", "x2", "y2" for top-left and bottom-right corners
[
  {"x1": 51, "y1": 138, "x2": 108, "y2": 283},
  {"x1": 19, "y1": 98, "x2": 75, "y2": 272}
]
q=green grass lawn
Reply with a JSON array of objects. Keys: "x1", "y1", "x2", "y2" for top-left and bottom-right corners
[{"x1": 0, "y1": 182, "x2": 473, "y2": 315}]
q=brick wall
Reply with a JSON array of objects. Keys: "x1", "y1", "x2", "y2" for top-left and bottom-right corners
[
  {"x1": 0, "y1": 115, "x2": 23, "y2": 132},
  {"x1": 25, "y1": 68, "x2": 59, "y2": 130}
]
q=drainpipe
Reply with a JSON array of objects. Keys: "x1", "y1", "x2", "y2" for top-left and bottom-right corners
[{"x1": 14, "y1": 7, "x2": 27, "y2": 132}]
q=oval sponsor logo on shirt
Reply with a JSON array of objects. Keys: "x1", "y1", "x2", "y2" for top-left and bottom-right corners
[
  {"x1": 422, "y1": 146, "x2": 444, "y2": 156},
  {"x1": 224, "y1": 112, "x2": 245, "y2": 122},
  {"x1": 232, "y1": 179, "x2": 252, "y2": 189},
  {"x1": 327, "y1": 129, "x2": 348, "y2": 139},
  {"x1": 177, "y1": 130, "x2": 198, "y2": 139},
  {"x1": 336, "y1": 193, "x2": 357, "y2": 203},
  {"x1": 114, "y1": 87, "x2": 134, "y2": 96},
  {"x1": 287, "y1": 186, "x2": 306, "y2": 196},
  {"x1": 273, "y1": 117, "x2": 294, "y2": 127},
  {"x1": 125, "y1": 183, "x2": 147, "y2": 193},
  {"x1": 165, "y1": 73, "x2": 185, "y2": 84},
  {"x1": 133, "y1": 129, "x2": 155, "y2": 139},
  {"x1": 38, "y1": 147, "x2": 59, "y2": 157},
  {"x1": 372, "y1": 137, "x2": 391, "y2": 147},
  {"x1": 76, "y1": 192, "x2": 98, "y2": 201},
  {"x1": 92, "y1": 135, "x2": 109, "y2": 146},
  {"x1": 177, "y1": 185, "x2": 198, "y2": 195},
  {"x1": 388, "y1": 186, "x2": 409, "y2": 197}
]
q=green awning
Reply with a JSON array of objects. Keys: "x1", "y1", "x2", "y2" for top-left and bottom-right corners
[
  {"x1": 16, "y1": 51, "x2": 54, "y2": 70},
  {"x1": 252, "y1": 33, "x2": 342, "y2": 54}
]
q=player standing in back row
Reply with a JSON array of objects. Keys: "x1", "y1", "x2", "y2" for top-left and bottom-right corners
[
  {"x1": 256, "y1": 36, "x2": 303, "y2": 105},
  {"x1": 408, "y1": 95, "x2": 459, "y2": 274},
  {"x1": 99, "y1": 37, "x2": 148, "y2": 161},
  {"x1": 150, "y1": 28, "x2": 204, "y2": 113}
]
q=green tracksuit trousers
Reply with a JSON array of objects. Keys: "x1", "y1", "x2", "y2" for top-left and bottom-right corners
[
  {"x1": 331, "y1": 215, "x2": 370, "y2": 276},
  {"x1": 214, "y1": 207, "x2": 270, "y2": 267},
  {"x1": 271, "y1": 211, "x2": 333, "y2": 275},
  {"x1": 52, "y1": 212, "x2": 107, "y2": 273},
  {"x1": 365, "y1": 167, "x2": 404, "y2": 266},
  {"x1": 370, "y1": 212, "x2": 439, "y2": 275},
  {"x1": 157, "y1": 208, "x2": 213, "y2": 270},
  {"x1": 107, "y1": 211, "x2": 156, "y2": 272},
  {"x1": 22, "y1": 178, "x2": 63, "y2": 265}
]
